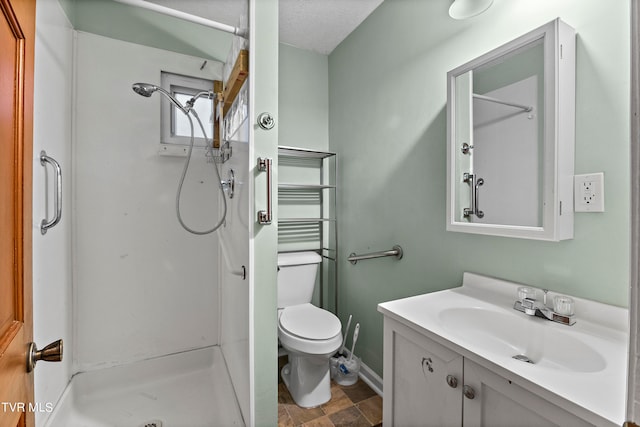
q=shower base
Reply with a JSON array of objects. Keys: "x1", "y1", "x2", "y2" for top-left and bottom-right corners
[{"x1": 45, "y1": 346, "x2": 244, "y2": 427}]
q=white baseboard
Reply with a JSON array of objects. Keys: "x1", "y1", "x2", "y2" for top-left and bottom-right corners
[
  {"x1": 337, "y1": 349, "x2": 383, "y2": 397},
  {"x1": 358, "y1": 359, "x2": 383, "y2": 397}
]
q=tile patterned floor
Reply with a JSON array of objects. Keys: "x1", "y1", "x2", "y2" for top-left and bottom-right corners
[{"x1": 278, "y1": 379, "x2": 382, "y2": 427}]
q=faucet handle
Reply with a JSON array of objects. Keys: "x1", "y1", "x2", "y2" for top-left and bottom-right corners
[
  {"x1": 553, "y1": 295, "x2": 575, "y2": 316},
  {"x1": 521, "y1": 298, "x2": 537, "y2": 316},
  {"x1": 517, "y1": 286, "x2": 537, "y2": 302}
]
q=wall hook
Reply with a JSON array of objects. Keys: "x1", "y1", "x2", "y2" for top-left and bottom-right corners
[{"x1": 257, "y1": 112, "x2": 275, "y2": 130}]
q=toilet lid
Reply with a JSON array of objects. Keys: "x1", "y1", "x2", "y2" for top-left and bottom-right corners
[{"x1": 279, "y1": 304, "x2": 341, "y2": 340}]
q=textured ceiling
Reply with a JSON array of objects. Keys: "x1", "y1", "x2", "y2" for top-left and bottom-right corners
[{"x1": 146, "y1": 0, "x2": 385, "y2": 55}]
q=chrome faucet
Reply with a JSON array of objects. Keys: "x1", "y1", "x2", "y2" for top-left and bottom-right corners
[{"x1": 514, "y1": 289, "x2": 576, "y2": 326}]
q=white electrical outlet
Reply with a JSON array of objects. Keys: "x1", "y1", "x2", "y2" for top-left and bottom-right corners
[{"x1": 574, "y1": 173, "x2": 605, "y2": 212}]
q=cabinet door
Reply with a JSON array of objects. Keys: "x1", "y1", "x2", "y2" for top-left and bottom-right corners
[
  {"x1": 384, "y1": 320, "x2": 463, "y2": 427},
  {"x1": 462, "y1": 360, "x2": 592, "y2": 427}
]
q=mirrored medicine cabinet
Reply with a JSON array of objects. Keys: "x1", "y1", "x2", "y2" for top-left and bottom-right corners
[{"x1": 446, "y1": 18, "x2": 576, "y2": 241}]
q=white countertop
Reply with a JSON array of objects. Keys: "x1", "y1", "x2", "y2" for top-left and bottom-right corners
[{"x1": 378, "y1": 272, "x2": 628, "y2": 427}]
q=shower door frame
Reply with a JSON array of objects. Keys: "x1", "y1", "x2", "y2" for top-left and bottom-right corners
[
  {"x1": 628, "y1": 0, "x2": 640, "y2": 423},
  {"x1": 248, "y1": 0, "x2": 279, "y2": 425}
]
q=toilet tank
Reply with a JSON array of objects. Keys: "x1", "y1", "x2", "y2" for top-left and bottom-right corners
[{"x1": 277, "y1": 252, "x2": 322, "y2": 308}]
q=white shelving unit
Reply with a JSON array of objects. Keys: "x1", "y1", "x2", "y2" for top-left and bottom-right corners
[{"x1": 277, "y1": 145, "x2": 338, "y2": 313}]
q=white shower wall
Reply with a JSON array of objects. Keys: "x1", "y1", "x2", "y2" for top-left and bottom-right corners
[
  {"x1": 33, "y1": 0, "x2": 74, "y2": 425},
  {"x1": 219, "y1": 138, "x2": 250, "y2": 419},
  {"x1": 73, "y1": 32, "x2": 224, "y2": 372}
]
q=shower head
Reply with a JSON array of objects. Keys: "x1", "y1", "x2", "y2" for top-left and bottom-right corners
[
  {"x1": 132, "y1": 82, "x2": 189, "y2": 114},
  {"x1": 132, "y1": 82, "x2": 157, "y2": 97}
]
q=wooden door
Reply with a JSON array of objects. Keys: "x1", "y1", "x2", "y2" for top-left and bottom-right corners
[{"x1": 0, "y1": 0, "x2": 35, "y2": 426}]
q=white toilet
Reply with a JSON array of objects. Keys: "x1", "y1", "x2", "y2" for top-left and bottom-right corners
[{"x1": 277, "y1": 251, "x2": 342, "y2": 408}]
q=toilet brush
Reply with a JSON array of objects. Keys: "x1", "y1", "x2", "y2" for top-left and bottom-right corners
[
  {"x1": 348, "y1": 323, "x2": 360, "y2": 361},
  {"x1": 339, "y1": 315, "x2": 352, "y2": 356},
  {"x1": 336, "y1": 323, "x2": 361, "y2": 386}
]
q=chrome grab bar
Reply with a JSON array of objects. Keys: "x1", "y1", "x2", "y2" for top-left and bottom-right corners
[
  {"x1": 257, "y1": 157, "x2": 273, "y2": 225},
  {"x1": 475, "y1": 177, "x2": 484, "y2": 218},
  {"x1": 462, "y1": 173, "x2": 484, "y2": 219},
  {"x1": 348, "y1": 245, "x2": 403, "y2": 265},
  {"x1": 40, "y1": 151, "x2": 62, "y2": 235}
]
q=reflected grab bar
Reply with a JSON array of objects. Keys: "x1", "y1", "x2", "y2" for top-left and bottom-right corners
[
  {"x1": 40, "y1": 151, "x2": 62, "y2": 235},
  {"x1": 348, "y1": 245, "x2": 403, "y2": 265},
  {"x1": 257, "y1": 157, "x2": 273, "y2": 225},
  {"x1": 463, "y1": 173, "x2": 484, "y2": 219}
]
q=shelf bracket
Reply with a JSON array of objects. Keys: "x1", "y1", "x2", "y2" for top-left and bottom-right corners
[
  {"x1": 213, "y1": 80, "x2": 223, "y2": 148},
  {"x1": 213, "y1": 49, "x2": 249, "y2": 149},
  {"x1": 223, "y1": 49, "x2": 249, "y2": 118}
]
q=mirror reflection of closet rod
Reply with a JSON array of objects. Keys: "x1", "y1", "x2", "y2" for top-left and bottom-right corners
[{"x1": 473, "y1": 93, "x2": 533, "y2": 112}]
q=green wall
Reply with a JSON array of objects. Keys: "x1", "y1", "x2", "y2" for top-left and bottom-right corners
[
  {"x1": 278, "y1": 44, "x2": 332, "y2": 308},
  {"x1": 329, "y1": 0, "x2": 630, "y2": 376},
  {"x1": 279, "y1": 44, "x2": 329, "y2": 151},
  {"x1": 56, "y1": 0, "x2": 232, "y2": 61},
  {"x1": 57, "y1": 0, "x2": 75, "y2": 24}
]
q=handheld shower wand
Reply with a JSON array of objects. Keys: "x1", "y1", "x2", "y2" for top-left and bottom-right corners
[
  {"x1": 132, "y1": 83, "x2": 190, "y2": 114},
  {"x1": 131, "y1": 82, "x2": 227, "y2": 235}
]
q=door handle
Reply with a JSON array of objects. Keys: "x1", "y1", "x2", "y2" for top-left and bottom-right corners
[
  {"x1": 40, "y1": 151, "x2": 62, "y2": 234},
  {"x1": 257, "y1": 157, "x2": 273, "y2": 225},
  {"x1": 27, "y1": 339, "x2": 63, "y2": 373}
]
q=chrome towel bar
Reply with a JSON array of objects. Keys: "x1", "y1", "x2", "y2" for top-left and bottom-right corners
[{"x1": 348, "y1": 245, "x2": 403, "y2": 265}]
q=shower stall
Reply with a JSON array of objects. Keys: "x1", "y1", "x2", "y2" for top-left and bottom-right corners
[{"x1": 32, "y1": 0, "x2": 279, "y2": 425}]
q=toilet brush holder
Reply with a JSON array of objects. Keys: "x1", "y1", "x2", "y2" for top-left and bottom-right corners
[
  {"x1": 330, "y1": 356, "x2": 339, "y2": 380},
  {"x1": 334, "y1": 355, "x2": 360, "y2": 386}
]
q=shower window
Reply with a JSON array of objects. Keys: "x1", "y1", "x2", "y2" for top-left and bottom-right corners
[{"x1": 160, "y1": 71, "x2": 214, "y2": 148}]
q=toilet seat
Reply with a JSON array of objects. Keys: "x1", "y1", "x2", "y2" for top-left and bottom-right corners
[
  {"x1": 278, "y1": 304, "x2": 342, "y2": 355},
  {"x1": 279, "y1": 303, "x2": 341, "y2": 340}
]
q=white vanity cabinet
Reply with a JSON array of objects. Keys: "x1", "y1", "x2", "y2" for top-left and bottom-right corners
[
  {"x1": 383, "y1": 317, "x2": 594, "y2": 427},
  {"x1": 462, "y1": 358, "x2": 592, "y2": 427},
  {"x1": 378, "y1": 273, "x2": 627, "y2": 426},
  {"x1": 384, "y1": 319, "x2": 463, "y2": 426}
]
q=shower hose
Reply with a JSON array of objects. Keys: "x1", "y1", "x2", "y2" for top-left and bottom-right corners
[{"x1": 175, "y1": 108, "x2": 228, "y2": 235}]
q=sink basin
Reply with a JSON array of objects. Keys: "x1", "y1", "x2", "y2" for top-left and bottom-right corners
[
  {"x1": 378, "y1": 273, "x2": 629, "y2": 426},
  {"x1": 438, "y1": 307, "x2": 607, "y2": 373}
]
